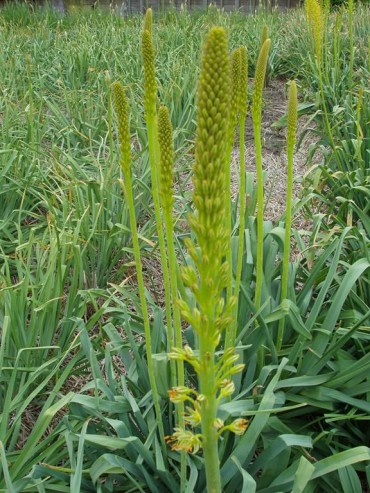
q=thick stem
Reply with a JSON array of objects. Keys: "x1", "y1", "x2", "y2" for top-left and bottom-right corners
[{"x1": 199, "y1": 333, "x2": 221, "y2": 493}]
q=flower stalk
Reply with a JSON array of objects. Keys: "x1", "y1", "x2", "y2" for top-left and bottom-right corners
[
  {"x1": 251, "y1": 38, "x2": 271, "y2": 312},
  {"x1": 111, "y1": 81, "x2": 167, "y2": 459},
  {"x1": 157, "y1": 104, "x2": 186, "y2": 490},
  {"x1": 277, "y1": 80, "x2": 297, "y2": 351},
  {"x1": 232, "y1": 46, "x2": 248, "y2": 348},
  {"x1": 141, "y1": 10, "x2": 176, "y2": 386},
  {"x1": 165, "y1": 27, "x2": 248, "y2": 493}
]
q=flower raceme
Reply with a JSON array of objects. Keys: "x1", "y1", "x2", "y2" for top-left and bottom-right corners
[
  {"x1": 166, "y1": 27, "x2": 247, "y2": 493},
  {"x1": 305, "y1": 0, "x2": 324, "y2": 62}
]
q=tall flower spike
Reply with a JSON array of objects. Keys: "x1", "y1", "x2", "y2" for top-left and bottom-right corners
[
  {"x1": 142, "y1": 29, "x2": 157, "y2": 118},
  {"x1": 230, "y1": 48, "x2": 242, "y2": 128},
  {"x1": 143, "y1": 7, "x2": 153, "y2": 35},
  {"x1": 277, "y1": 80, "x2": 298, "y2": 351},
  {"x1": 305, "y1": 0, "x2": 323, "y2": 63},
  {"x1": 111, "y1": 82, "x2": 131, "y2": 172},
  {"x1": 251, "y1": 39, "x2": 271, "y2": 125},
  {"x1": 112, "y1": 81, "x2": 167, "y2": 458},
  {"x1": 238, "y1": 46, "x2": 248, "y2": 119},
  {"x1": 191, "y1": 27, "x2": 230, "y2": 264},
  {"x1": 252, "y1": 38, "x2": 271, "y2": 313},
  {"x1": 287, "y1": 81, "x2": 298, "y2": 152},
  {"x1": 158, "y1": 105, "x2": 174, "y2": 214}
]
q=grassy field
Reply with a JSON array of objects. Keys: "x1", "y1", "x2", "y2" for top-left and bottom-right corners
[{"x1": 0, "y1": 1, "x2": 369, "y2": 492}]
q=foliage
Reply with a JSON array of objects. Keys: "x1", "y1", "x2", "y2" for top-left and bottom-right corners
[{"x1": 0, "y1": 2, "x2": 369, "y2": 492}]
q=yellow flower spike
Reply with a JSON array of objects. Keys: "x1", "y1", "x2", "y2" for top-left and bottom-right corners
[
  {"x1": 305, "y1": 0, "x2": 324, "y2": 62},
  {"x1": 143, "y1": 7, "x2": 153, "y2": 35},
  {"x1": 192, "y1": 27, "x2": 230, "y2": 264},
  {"x1": 277, "y1": 80, "x2": 298, "y2": 351},
  {"x1": 287, "y1": 82, "x2": 298, "y2": 150},
  {"x1": 141, "y1": 29, "x2": 157, "y2": 118},
  {"x1": 238, "y1": 46, "x2": 248, "y2": 118},
  {"x1": 251, "y1": 39, "x2": 271, "y2": 125},
  {"x1": 111, "y1": 82, "x2": 131, "y2": 172},
  {"x1": 252, "y1": 38, "x2": 271, "y2": 328},
  {"x1": 158, "y1": 105, "x2": 174, "y2": 214},
  {"x1": 230, "y1": 48, "x2": 242, "y2": 128},
  {"x1": 112, "y1": 80, "x2": 167, "y2": 459}
]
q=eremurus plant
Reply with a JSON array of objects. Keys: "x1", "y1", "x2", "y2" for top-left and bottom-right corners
[
  {"x1": 225, "y1": 46, "x2": 249, "y2": 350},
  {"x1": 157, "y1": 105, "x2": 187, "y2": 490},
  {"x1": 252, "y1": 38, "x2": 271, "y2": 315},
  {"x1": 113, "y1": 11, "x2": 301, "y2": 493},
  {"x1": 167, "y1": 28, "x2": 247, "y2": 493},
  {"x1": 141, "y1": 10, "x2": 176, "y2": 389}
]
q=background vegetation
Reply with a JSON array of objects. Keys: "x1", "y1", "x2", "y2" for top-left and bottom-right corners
[{"x1": 0, "y1": 1, "x2": 369, "y2": 491}]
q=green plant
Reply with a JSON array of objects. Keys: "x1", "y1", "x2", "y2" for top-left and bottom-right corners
[{"x1": 1, "y1": 4, "x2": 370, "y2": 492}]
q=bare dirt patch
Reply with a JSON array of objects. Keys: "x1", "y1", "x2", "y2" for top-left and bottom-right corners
[{"x1": 231, "y1": 78, "x2": 316, "y2": 224}]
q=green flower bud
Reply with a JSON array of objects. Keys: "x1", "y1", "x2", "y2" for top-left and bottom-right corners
[
  {"x1": 305, "y1": 0, "x2": 323, "y2": 62},
  {"x1": 287, "y1": 81, "x2": 298, "y2": 155},
  {"x1": 238, "y1": 46, "x2": 248, "y2": 119},
  {"x1": 251, "y1": 39, "x2": 271, "y2": 125},
  {"x1": 111, "y1": 82, "x2": 131, "y2": 172},
  {"x1": 142, "y1": 30, "x2": 157, "y2": 118},
  {"x1": 191, "y1": 27, "x2": 230, "y2": 257},
  {"x1": 230, "y1": 48, "x2": 241, "y2": 128},
  {"x1": 158, "y1": 105, "x2": 174, "y2": 213},
  {"x1": 143, "y1": 7, "x2": 153, "y2": 35}
]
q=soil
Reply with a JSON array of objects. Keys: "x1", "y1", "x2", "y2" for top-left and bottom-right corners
[{"x1": 234, "y1": 78, "x2": 317, "y2": 224}]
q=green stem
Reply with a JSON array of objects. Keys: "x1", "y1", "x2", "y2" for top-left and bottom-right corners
[
  {"x1": 253, "y1": 117, "x2": 265, "y2": 369},
  {"x1": 146, "y1": 118, "x2": 176, "y2": 388},
  {"x1": 224, "y1": 134, "x2": 235, "y2": 350},
  {"x1": 276, "y1": 141, "x2": 294, "y2": 352},
  {"x1": 119, "y1": 172, "x2": 167, "y2": 460},
  {"x1": 348, "y1": 0, "x2": 354, "y2": 94},
  {"x1": 163, "y1": 209, "x2": 186, "y2": 490},
  {"x1": 232, "y1": 116, "x2": 246, "y2": 345},
  {"x1": 254, "y1": 118, "x2": 264, "y2": 311},
  {"x1": 318, "y1": 64, "x2": 335, "y2": 150},
  {"x1": 199, "y1": 330, "x2": 221, "y2": 493}
]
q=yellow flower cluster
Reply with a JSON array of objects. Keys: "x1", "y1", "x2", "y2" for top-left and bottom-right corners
[
  {"x1": 305, "y1": 0, "x2": 324, "y2": 62},
  {"x1": 251, "y1": 39, "x2": 271, "y2": 125},
  {"x1": 111, "y1": 82, "x2": 131, "y2": 172},
  {"x1": 142, "y1": 29, "x2": 157, "y2": 118},
  {"x1": 158, "y1": 105, "x2": 174, "y2": 213}
]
